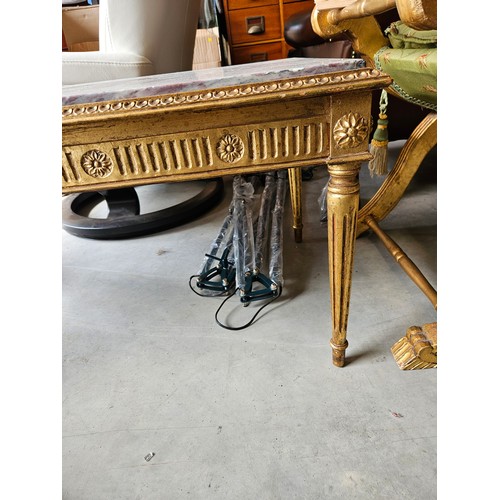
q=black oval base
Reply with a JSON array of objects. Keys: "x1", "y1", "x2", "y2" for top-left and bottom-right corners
[{"x1": 62, "y1": 180, "x2": 224, "y2": 239}]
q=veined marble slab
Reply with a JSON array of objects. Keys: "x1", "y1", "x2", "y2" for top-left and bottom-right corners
[{"x1": 62, "y1": 58, "x2": 365, "y2": 106}]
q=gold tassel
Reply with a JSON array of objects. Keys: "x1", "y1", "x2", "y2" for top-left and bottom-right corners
[{"x1": 368, "y1": 89, "x2": 389, "y2": 177}]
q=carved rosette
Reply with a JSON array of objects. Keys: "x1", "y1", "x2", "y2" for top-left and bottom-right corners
[
  {"x1": 333, "y1": 113, "x2": 369, "y2": 149},
  {"x1": 81, "y1": 150, "x2": 113, "y2": 178},
  {"x1": 216, "y1": 134, "x2": 244, "y2": 163}
]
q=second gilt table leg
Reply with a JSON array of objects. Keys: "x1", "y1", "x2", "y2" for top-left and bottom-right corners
[
  {"x1": 327, "y1": 162, "x2": 361, "y2": 367},
  {"x1": 288, "y1": 167, "x2": 303, "y2": 243}
]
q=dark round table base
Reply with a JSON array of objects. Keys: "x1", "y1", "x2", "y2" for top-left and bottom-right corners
[{"x1": 62, "y1": 179, "x2": 224, "y2": 239}]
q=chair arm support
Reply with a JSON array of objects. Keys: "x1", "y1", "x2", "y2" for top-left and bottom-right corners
[{"x1": 311, "y1": 8, "x2": 388, "y2": 67}]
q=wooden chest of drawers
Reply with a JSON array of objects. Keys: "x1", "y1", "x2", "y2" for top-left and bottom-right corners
[{"x1": 222, "y1": 0, "x2": 315, "y2": 64}]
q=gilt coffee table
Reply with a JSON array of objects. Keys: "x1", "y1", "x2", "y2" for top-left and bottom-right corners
[{"x1": 62, "y1": 58, "x2": 391, "y2": 366}]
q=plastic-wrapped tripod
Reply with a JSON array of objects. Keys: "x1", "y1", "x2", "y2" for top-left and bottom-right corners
[{"x1": 190, "y1": 172, "x2": 287, "y2": 329}]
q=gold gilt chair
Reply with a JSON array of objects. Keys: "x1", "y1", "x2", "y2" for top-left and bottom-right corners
[{"x1": 308, "y1": 0, "x2": 437, "y2": 369}]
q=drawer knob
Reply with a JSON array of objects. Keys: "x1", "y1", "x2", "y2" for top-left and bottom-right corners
[{"x1": 246, "y1": 16, "x2": 265, "y2": 35}]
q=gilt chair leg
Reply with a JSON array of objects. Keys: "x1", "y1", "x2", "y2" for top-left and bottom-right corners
[
  {"x1": 364, "y1": 216, "x2": 437, "y2": 309},
  {"x1": 357, "y1": 115, "x2": 437, "y2": 368}
]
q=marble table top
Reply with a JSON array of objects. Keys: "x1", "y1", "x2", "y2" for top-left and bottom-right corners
[{"x1": 62, "y1": 58, "x2": 366, "y2": 106}]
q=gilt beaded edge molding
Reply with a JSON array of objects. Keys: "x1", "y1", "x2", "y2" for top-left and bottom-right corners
[
  {"x1": 62, "y1": 68, "x2": 384, "y2": 118},
  {"x1": 333, "y1": 113, "x2": 369, "y2": 148}
]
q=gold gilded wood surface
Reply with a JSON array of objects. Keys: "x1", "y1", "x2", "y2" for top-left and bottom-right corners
[
  {"x1": 287, "y1": 167, "x2": 303, "y2": 243},
  {"x1": 62, "y1": 68, "x2": 386, "y2": 121},
  {"x1": 311, "y1": 2, "x2": 437, "y2": 368},
  {"x1": 62, "y1": 66, "x2": 391, "y2": 368},
  {"x1": 391, "y1": 322, "x2": 437, "y2": 369},
  {"x1": 357, "y1": 112, "x2": 437, "y2": 236},
  {"x1": 63, "y1": 113, "x2": 336, "y2": 192},
  {"x1": 314, "y1": 0, "x2": 436, "y2": 31},
  {"x1": 327, "y1": 160, "x2": 362, "y2": 367},
  {"x1": 62, "y1": 69, "x2": 390, "y2": 193},
  {"x1": 395, "y1": 0, "x2": 436, "y2": 30},
  {"x1": 365, "y1": 215, "x2": 437, "y2": 308},
  {"x1": 311, "y1": 12, "x2": 388, "y2": 68}
]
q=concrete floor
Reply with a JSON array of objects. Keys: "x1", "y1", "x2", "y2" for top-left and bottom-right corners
[{"x1": 62, "y1": 141, "x2": 437, "y2": 499}]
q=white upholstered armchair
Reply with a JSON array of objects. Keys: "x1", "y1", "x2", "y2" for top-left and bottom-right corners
[
  {"x1": 63, "y1": 0, "x2": 201, "y2": 84},
  {"x1": 62, "y1": 0, "x2": 225, "y2": 239}
]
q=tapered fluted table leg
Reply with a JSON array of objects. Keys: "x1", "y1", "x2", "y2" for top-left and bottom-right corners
[
  {"x1": 326, "y1": 161, "x2": 361, "y2": 367},
  {"x1": 288, "y1": 167, "x2": 303, "y2": 243}
]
